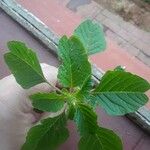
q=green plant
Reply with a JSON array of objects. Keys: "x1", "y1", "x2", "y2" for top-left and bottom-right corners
[
  {"x1": 144, "y1": 0, "x2": 150, "y2": 4},
  {"x1": 4, "y1": 19, "x2": 150, "y2": 150}
]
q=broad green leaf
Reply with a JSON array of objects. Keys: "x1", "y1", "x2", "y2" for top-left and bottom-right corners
[
  {"x1": 95, "y1": 71, "x2": 150, "y2": 92},
  {"x1": 4, "y1": 41, "x2": 45, "y2": 89},
  {"x1": 22, "y1": 113, "x2": 69, "y2": 150},
  {"x1": 93, "y1": 92, "x2": 148, "y2": 115},
  {"x1": 74, "y1": 103, "x2": 98, "y2": 136},
  {"x1": 79, "y1": 127, "x2": 123, "y2": 150},
  {"x1": 92, "y1": 71, "x2": 150, "y2": 115},
  {"x1": 30, "y1": 92, "x2": 65, "y2": 112},
  {"x1": 58, "y1": 36, "x2": 91, "y2": 87},
  {"x1": 74, "y1": 19, "x2": 106, "y2": 55}
]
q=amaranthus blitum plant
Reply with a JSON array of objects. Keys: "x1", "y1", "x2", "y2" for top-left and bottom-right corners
[{"x1": 4, "y1": 20, "x2": 150, "y2": 150}]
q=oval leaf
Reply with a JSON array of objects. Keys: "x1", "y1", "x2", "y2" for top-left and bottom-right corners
[
  {"x1": 74, "y1": 103, "x2": 98, "y2": 136},
  {"x1": 79, "y1": 127, "x2": 123, "y2": 150},
  {"x1": 4, "y1": 41, "x2": 45, "y2": 89},
  {"x1": 95, "y1": 71, "x2": 150, "y2": 92},
  {"x1": 92, "y1": 71, "x2": 150, "y2": 115},
  {"x1": 22, "y1": 113, "x2": 69, "y2": 150},
  {"x1": 93, "y1": 92, "x2": 148, "y2": 115},
  {"x1": 58, "y1": 36, "x2": 91, "y2": 87},
  {"x1": 74, "y1": 19, "x2": 106, "y2": 55},
  {"x1": 30, "y1": 92, "x2": 65, "y2": 112}
]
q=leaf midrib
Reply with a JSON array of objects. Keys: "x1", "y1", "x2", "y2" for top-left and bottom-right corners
[
  {"x1": 95, "y1": 134, "x2": 104, "y2": 150},
  {"x1": 34, "y1": 116, "x2": 62, "y2": 150},
  {"x1": 93, "y1": 91, "x2": 147, "y2": 106},
  {"x1": 93, "y1": 91, "x2": 146, "y2": 94},
  {"x1": 93, "y1": 91, "x2": 147, "y2": 114},
  {"x1": 10, "y1": 52, "x2": 46, "y2": 82}
]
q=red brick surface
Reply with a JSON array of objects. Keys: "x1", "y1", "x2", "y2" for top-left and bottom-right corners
[
  {"x1": 18, "y1": 0, "x2": 150, "y2": 108},
  {"x1": 13, "y1": 1, "x2": 150, "y2": 149},
  {"x1": 17, "y1": 0, "x2": 81, "y2": 36},
  {"x1": 90, "y1": 39, "x2": 149, "y2": 80}
]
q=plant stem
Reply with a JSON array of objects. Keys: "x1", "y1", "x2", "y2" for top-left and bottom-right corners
[
  {"x1": 45, "y1": 80, "x2": 63, "y2": 94},
  {"x1": 70, "y1": 86, "x2": 76, "y2": 93}
]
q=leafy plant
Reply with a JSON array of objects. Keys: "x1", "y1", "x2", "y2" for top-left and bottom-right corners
[
  {"x1": 144, "y1": 0, "x2": 150, "y2": 4},
  {"x1": 4, "y1": 19, "x2": 150, "y2": 150}
]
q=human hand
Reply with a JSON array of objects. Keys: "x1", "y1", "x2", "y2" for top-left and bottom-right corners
[{"x1": 0, "y1": 63, "x2": 58, "y2": 150}]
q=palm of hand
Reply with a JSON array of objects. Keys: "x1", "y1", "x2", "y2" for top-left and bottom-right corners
[{"x1": 0, "y1": 64, "x2": 58, "y2": 150}]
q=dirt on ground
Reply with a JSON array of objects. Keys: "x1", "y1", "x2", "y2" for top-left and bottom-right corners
[{"x1": 94, "y1": 0, "x2": 150, "y2": 32}]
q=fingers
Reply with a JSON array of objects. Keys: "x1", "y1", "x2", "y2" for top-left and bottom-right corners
[
  {"x1": 25, "y1": 63, "x2": 58, "y2": 122},
  {"x1": 0, "y1": 63, "x2": 58, "y2": 124},
  {"x1": 0, "y1": 63, "x2": 59, "y2": 150},
  {"x1": 41, "y1": 63, "x2": 58, "y2": 85}
]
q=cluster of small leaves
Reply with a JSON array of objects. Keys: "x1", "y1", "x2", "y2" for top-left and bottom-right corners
[{"x1": 4, "y1": 20, "x2": 150, "y2": 150}]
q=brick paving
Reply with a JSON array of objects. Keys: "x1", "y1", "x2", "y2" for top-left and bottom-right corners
[
  {"x1": 65, "y1": 0, "x2": 150, "y2": 67},
  {"x1": 2, "y1": 1, "x2": 150, "y2": 149},
  {"x1": 18, "y1": 0, "x2": 150, "y2": 102}
]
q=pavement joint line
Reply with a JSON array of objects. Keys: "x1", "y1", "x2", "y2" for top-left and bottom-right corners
[{"x1": 81, "y1": 2, "x2": 150, "y2": 66}]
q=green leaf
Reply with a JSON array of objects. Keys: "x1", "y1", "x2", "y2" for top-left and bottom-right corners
[
  {"x1": 92, "y1": 71, "x2": 150, "y2": 115},
  {"x1": 22, "y1": 113, "x2": 69, "y2": 150},
  {"x1": 58, "y1": 36, "x2": 91, "y2": 87},
  {"x1": 74, "y1": 103, "x2": 98, "y2": 136},
  {"x1": 95, "y1": 71, "x2": 150, "y2": 92},
  {"x1": 74, "y1": 19, "x2": 106, "y2": 55},
  {"x1": 4, "y1": 41, "x2": 45, "y2": 89},
  {"x1": 79, "y1": 127, "x2": 123, "y2": 150},
  {"x1": 30, "y1": 92, "x2": 65, "y2": 112},
  {"x1": 93, "y1": 92, "x2": 148, "y2": 115}
]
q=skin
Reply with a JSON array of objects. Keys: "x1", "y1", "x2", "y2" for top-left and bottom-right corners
[{"x1": 0, "y1": 63, "x2": 58, "y2": 150}]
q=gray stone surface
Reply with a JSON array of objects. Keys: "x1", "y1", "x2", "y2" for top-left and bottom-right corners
[
  {"x1": 0, "y1": 10, "x2": 58, "y2": 79},
  {"x1": 0, "y1": 0, "x2": 59, "y2": 53},
  {"x1": 66, "y1": 0, "x2": 90, "y2": 11}
]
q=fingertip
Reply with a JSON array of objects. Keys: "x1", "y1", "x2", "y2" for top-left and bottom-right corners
[{"x1": 41, "y1": 63, "x2": 58, "y2": 85}]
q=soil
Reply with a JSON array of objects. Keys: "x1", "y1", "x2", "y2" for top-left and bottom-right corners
[{"x1": 94, "y1": 0, "x2": 150, "y2": 32}]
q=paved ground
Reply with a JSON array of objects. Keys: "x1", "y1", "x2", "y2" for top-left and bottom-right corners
[
  {"x1": 61, "y1": 0, "x2": 150, "y2": 67},
  {"x1": 1, "y1": 1, "x2": 150, "y2": 149},
  {"x1": 17, "y1": 0, "x2": 150, "y2": 105}
]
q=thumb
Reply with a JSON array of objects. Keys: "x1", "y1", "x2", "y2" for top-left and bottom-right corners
[
  {"x1": 24, "y1": 63, "x2": 58, "y2": 121},
  {"x1": 0, "y1": 63, "x2": 58, "y2": 150}
]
